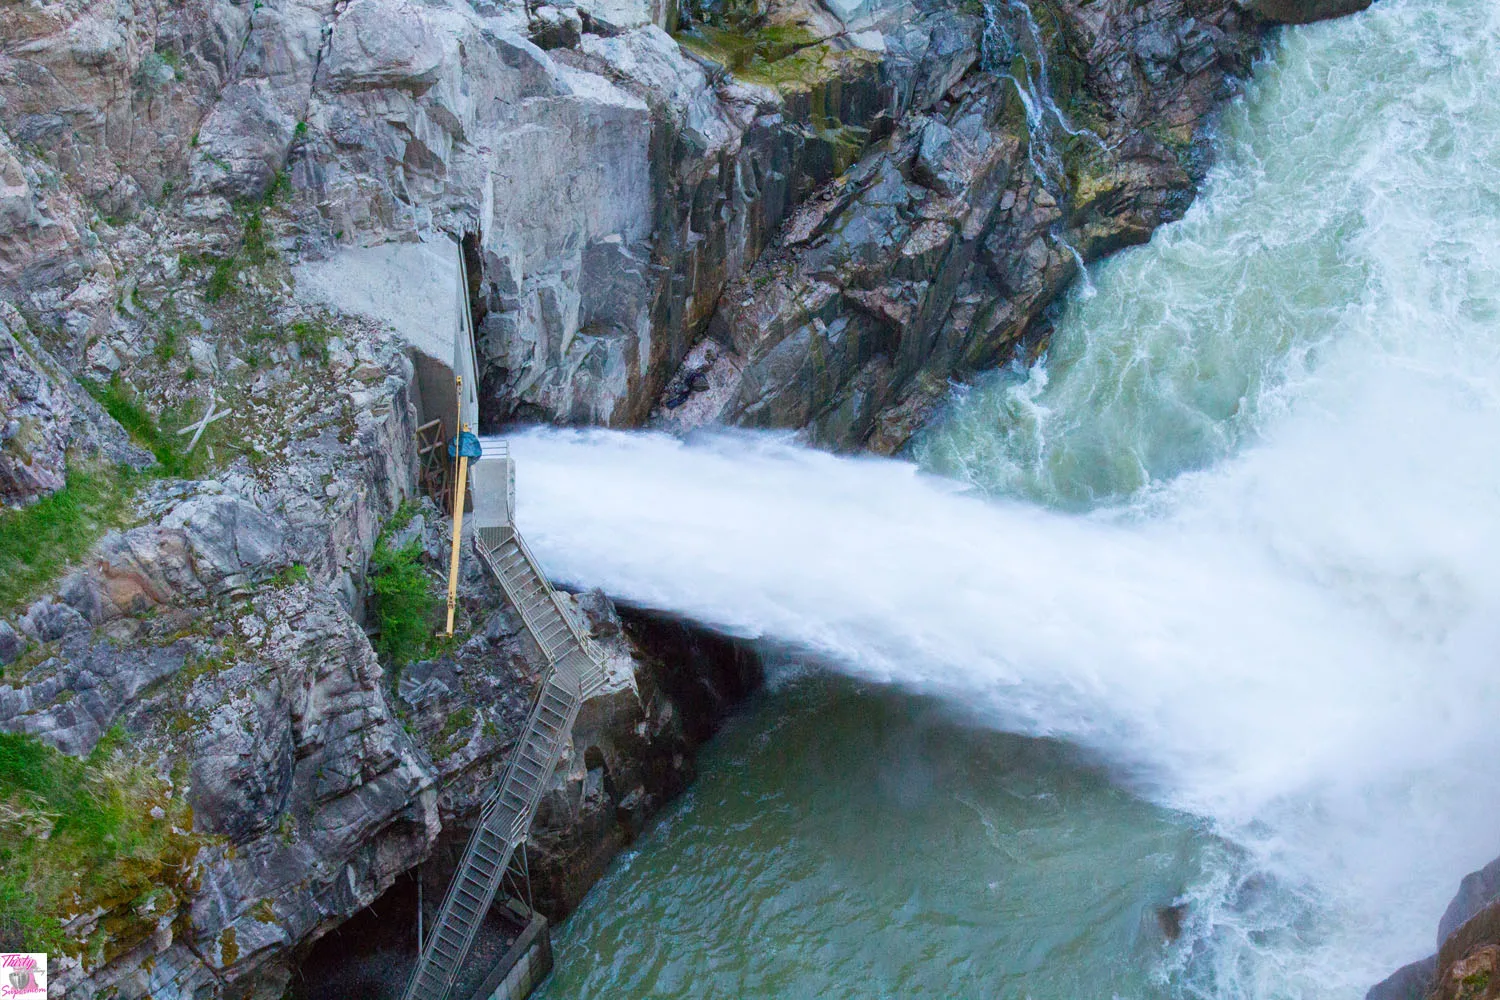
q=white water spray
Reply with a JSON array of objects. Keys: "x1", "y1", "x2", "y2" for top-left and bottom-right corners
[
  {"x1": 512, "y1": 0, "x2": 1500, "y2": 994},
  {"x1": 981, "y1": 0, "x2": 1109, "y2": 189}
]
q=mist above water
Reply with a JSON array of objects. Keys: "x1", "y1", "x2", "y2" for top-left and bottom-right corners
[{"x1": 515, "y1": 0, "x2": 1500, "y2": 993}]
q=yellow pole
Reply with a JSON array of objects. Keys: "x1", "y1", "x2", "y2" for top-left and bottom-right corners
[
  {"x1": 445, "y1": 450, "x2": 468, "y2": 635},
  {"x1": 445, "y1": 374, "x2": 467, "y2": 636}
]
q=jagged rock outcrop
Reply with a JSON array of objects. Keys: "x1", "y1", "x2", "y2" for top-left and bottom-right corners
[
  {"x1": 0, "y1": 335, "x2": 762, "y2": 999},
  {"x1": 1243, "y1": 0, "x2": 1373, "y2": 25},
  {"x1": 0, "y1": 0, "x2": 1277, "y2": 448},
  {"x1": 0, "y1": 0, "x2": 1355, "y2": 463},
  {"x1": 1366, "y1": 854, "x2": 1500, "y2": 1000},
  {"x1": 290, "y1": 602, "x2": 765, "y2": 999},
  {"x1": 0, "y1": 302, "x2": 149, "y2": 506},
  {"x1": 0, "y1": 331, "x2": 431, "y2": 997},
  {"x1": 655, "y1": 0, "x2": 1263, "y2": 451}
]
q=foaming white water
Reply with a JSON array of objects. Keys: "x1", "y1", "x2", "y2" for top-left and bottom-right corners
[
  {"x1": 506, "y1": 0, "x2": 1500, "y2": 994},
  {"x1": 511, "y1": 416, "x2": 1500, "y2": 990}
]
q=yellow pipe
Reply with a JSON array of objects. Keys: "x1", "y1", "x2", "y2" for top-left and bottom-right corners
[
  {"x1": 445, "y1": 451, "x2": 468, "y2": 636},
  {"x1": 445, "y1": 373, "x2": 467, "y2": 637}
]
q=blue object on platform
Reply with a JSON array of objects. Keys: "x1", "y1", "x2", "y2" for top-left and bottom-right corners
[{"x1": 449, "y1": 431, "x2": 482, "y2": 459}]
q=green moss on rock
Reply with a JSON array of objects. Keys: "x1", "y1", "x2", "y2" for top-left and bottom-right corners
[{"x1": 0, "y1": 727, "x2": 205, "y2": 957}]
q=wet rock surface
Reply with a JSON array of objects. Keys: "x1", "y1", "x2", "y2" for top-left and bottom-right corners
[
  {"x1": 655, "y1": 0, "x2": 1263, "y2": 452},
  {"x1": 1366, "y1": 853, "x2": 1500, "y2": 1000},
  {"x1": 1244, "y1": 0, "x2": 1374, "y2": 25}
]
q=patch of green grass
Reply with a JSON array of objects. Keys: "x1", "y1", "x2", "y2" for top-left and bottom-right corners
[
  {"x1": 433, "y1": 706, "x2": 476, "y2": 760},
  {"x1": 678, "y1": 21, "x2": 830, "y2": 83},
  {"x1": 0, "y1": 469, "x2": 135, "y2": 614},
  {"x1": 241, "y1": 210, "x2": 270, "y2": 266},
  {"x1": 271, "y1": 564, "x2": 309, "y2": 587},
  {"x1": 290, "y1": 318, "x2": 334, "y2": 361},
  {"x1": 153, "y1": 322, "x2": 179, "y2": 363},
  {"x1": 89, "y1": 377, "x2": 209, "y2": 479},
  {"x1": 204, "y1": 256, "x2": 236, "y2": 302},
  {"x1": 368, "y1": 536, "x2": 439, "y2": 670},
  {"x1": 0, "y1": 726, "x2": 204, "y2": 954}
]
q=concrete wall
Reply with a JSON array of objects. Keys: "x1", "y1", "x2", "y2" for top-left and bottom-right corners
[{"x1": 470, "y1": 913, "x2": 552, "y2": 1000}]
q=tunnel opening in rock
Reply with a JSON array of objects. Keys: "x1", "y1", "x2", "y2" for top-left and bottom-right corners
[{"x1": 289, "y1": 821, "x2": 548, "y2": 1000}]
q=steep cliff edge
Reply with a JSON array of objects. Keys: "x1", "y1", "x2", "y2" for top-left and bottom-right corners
[
  {"x1": 1, "y1": 0, "x2": 1365, "y2": 468},
  {"x1": 651, "y1": 0, "x2": 1368, "y2": 451},
  {"x1": 1367, "y1": 857, "x2": 1500, "y2": 1000}
]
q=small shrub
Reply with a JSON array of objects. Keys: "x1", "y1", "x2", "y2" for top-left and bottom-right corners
[
  {"x1": 204, "y1": 256, "x2": 235, "y2": 302},
  {"x1": 387, "y1": 499, "x2": 419, "y2": 533},
  {"x1": 368, "y1": 538, "x2": 438, "y2": 669},
  {"x1": 290, "y1": 319, "x2": 333, "y2": 361},
  {"x1": 433, "y1": 706, "x2": 476, "y2": 760},
  {"x1": 271, "y1": 564, "x2": 309, "y2": 587},
  {"x1": 241, "y1": 210, "x2": 269, "y2": 265},
  {"x1": 153, "y1": 323, "x2": 179, "y2": 363}
]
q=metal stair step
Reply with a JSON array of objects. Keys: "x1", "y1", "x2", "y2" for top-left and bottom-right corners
[{"x1": 403, "y1": 517, "x2": 613, "y2": 1000}]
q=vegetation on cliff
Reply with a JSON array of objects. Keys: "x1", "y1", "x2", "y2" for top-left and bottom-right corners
[
  {"x1": 0, "y1": 726, "x2": 203, "y2": 957},
  {"x1": 0, "y1": 470, "x2": 136, "y2": 614},
  {"x1": 369, "y1": 504, "x2": 443, "y2": 671}
]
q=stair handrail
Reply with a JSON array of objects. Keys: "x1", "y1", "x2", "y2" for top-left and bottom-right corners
[
  {"x1": 474, "y1": 533, "x2": 582, "y2": 684},
  {"x1": 401, "y1": 665, "x2": 574, "y2": 1000},
  {"x1": 476, "y1": 530, "x2": 608, "y2": 694},
  {"x1": 505, "y1": 529, "x2": 610, "y2": 692}
]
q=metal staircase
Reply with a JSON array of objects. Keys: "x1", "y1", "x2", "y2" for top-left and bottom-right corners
[{"x1": 400, "y1": 436, "x2": 608, "y2": 1000}]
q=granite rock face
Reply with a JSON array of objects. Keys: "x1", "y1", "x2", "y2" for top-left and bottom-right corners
[
  {"x1": 0, "y1": 333, "x2": 431, "y2": 998},
  {"x1": 1, "y1": 0, "x2": 1292, "y2": 446},
  {"x1": 1365, "y1": 956, "x2": 1437, "y2": 1000},
  {"x1": 1365, "y1": 853, "x2": 1500, "y2": 1000},
  {"x1": 0, "y1": 348, "x2": 760, "y2": 999},
  {"x1": 0, "y1": 302, "x2": 149, "y2": 506},
  {"x1": 656, "y1": 0, "x2": 1263, "y2": 451}
]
